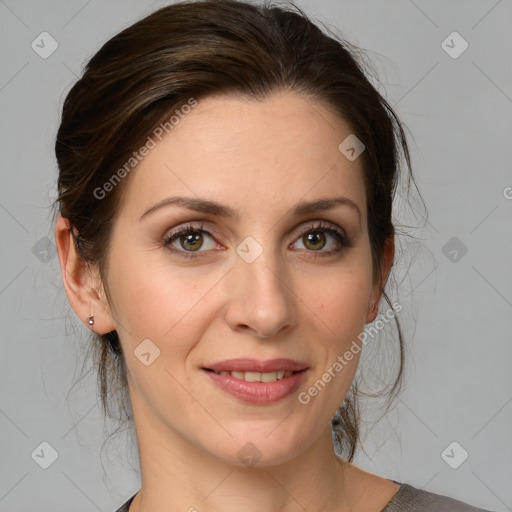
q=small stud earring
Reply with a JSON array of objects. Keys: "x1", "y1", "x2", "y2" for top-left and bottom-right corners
[{"x1": 87, "y1": 315, "x2": 95, "y2": 326}]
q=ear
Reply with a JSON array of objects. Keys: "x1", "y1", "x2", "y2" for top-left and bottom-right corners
[
  {"x1": 366, "y1": 236, "x2": 395, "y2": 324},
  {"x1": 55, "y1": 216, "x2": 116, "y2": 334}
]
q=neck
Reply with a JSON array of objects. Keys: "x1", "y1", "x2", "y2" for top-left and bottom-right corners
[{"x1": 128, "y1": 404, "x2": 352, "y2": 512}]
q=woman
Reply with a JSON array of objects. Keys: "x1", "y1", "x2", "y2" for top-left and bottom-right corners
[{"x1": 53, "y1": 1, "x2": 494, "y2": 510}]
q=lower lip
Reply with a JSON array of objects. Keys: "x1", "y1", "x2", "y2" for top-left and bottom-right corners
[{"x1": 203, "y1": 369, "x2": 308, "y2": 404}]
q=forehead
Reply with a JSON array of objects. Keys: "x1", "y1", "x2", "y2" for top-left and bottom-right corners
[{"x1": 120, "y1": 91, "x2": 367, "y2": 221}]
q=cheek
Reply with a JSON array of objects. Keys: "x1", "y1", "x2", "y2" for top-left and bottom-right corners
[
  {"x1": 105, "y1": 248, "x2": 225, "y2": 357},
  {"x1": 108, "y1": 259, "x2": 220, "y2": 422},
  {"x1": 296, "y1": 255, "x2": 372, "y2": 401},
  {"x1": 302, "y1": 262, "x2": 373, "y2": 339}
]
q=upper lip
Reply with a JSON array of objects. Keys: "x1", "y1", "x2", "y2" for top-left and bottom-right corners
[{"x1": 204, "y1": 358, "x2": 308, "y2": 373}]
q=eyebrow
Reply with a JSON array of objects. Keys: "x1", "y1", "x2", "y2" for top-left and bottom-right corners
[{"x1": 139, "y1": 195, "x2": 362, "y2": 225}]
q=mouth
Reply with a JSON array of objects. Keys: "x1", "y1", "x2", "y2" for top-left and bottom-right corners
[
  {"x1": 202, "y1": 357, "x2": 308, "y2": 379},
  {"x1": 202, "y1": 358, "x2": 309, "y2": 404},
  {"x1": 203, "y1": 368, "x2": 302, "y2": 383}
]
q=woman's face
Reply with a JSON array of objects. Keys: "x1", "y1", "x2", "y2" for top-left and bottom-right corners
[{"x1": 100, "y1": 91, "x2": 386, "y2": 466}]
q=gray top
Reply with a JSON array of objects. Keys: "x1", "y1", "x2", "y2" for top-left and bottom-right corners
[
  {"x1": 115, "y1": 480, "x2": 495, "y2": 511},
  {"x1": 380, "y1": 481, "x2": 494, "y2": 511}
]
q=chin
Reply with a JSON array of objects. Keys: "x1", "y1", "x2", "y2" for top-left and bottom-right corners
[{"x1": 205, "y1": 430, "x2": 308, "y2": 469}]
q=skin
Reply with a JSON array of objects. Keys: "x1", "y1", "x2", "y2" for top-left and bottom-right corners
[{"x1": 56, "y1": 91, "x2": 398, "y2": 511}]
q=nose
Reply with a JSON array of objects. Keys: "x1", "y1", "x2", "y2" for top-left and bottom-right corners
[{"x1": 223, "y1": 245, "x2": 297, "y2": 339}]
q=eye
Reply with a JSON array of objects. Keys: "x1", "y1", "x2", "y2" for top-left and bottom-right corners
[
  {"x1": 291, "y1": 221, "x2": 353, "y2": 258},
  {"x1": 163, "y1": 221, "x2": 353, "y2": 260},
  {"x1": 163, "y1": 222, "x2": 220, "y2": 259}
]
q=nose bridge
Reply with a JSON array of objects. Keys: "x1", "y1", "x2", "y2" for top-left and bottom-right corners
[{"x1": 226, "y1": 233, "x2": 296, "y2": 337}]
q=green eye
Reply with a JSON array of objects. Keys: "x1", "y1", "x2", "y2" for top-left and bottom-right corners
[{"x1": 163, "y1": 221, "x2": 353, "y2": 260}]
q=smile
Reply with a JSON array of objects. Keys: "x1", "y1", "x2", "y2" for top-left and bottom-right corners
[
  {"x1": 202, "y1": 359, "x2": 309, "y2": 404},
  {"x1": 206, "y1": 369, "x2": 295, "y2": 382}
]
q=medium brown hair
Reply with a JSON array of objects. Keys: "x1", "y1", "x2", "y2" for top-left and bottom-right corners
[{"x1": 54, "y1": 0, "x2": 422, "y2": 462}]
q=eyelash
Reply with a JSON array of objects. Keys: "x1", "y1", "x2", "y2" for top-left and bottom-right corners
[{"x1": 163, "y1": 221, "x2": 353, "y2": 260}]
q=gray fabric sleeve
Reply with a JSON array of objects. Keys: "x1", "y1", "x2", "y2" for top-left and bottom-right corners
[{"x1": 381, "y1": 483, "x2": 495, "y2": 512}]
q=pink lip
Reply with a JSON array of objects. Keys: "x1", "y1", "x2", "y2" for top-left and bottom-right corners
[
  {"x1": 203, "y1": 358, "x2": 308, "y2": 373},
  {"x1": 202, "y1": 359, "x2": 309, "y2": 405},
  {"x1": 204, "y1": 369, "x2": 308, "y2": 404}
]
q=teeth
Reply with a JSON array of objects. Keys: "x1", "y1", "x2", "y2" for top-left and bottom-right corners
[
  {"x1": 261, "y1": 371, "x2": 278, "y2": 382},
  {"x1": 213, "y1": 370, "x2": 295, "y2": 382},
  {"x1": 245, "y1": 371, "x2": 262, "y2": 382}
]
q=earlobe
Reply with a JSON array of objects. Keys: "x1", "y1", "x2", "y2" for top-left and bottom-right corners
[
  {"x1": 366, "y1": 236, "x2": 395, "y2": 324},
  {"x1": 54, "y1": 216, "x2": 116, "y2": 334},
  {"x1": 381, "y1": 236, "x2": 395, "y2": 291},
  {"x1": 365, "y1": 302, "x2": 378, "y2": 325}
]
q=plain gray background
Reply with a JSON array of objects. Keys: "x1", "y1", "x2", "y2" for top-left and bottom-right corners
[{"x1": 1, "y1": 0, "x2": 511, "y2": 511}]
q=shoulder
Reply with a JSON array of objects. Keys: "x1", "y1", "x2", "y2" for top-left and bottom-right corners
[
  {"x1": 114, "y1": 493, "x2": 136, "y2": 512},
  {"x1": 381, "y1": 481, "x2": 496, "y2": 512},
  {"x1": 114, "y1": 481, "x2": 496, "y2": 512}
]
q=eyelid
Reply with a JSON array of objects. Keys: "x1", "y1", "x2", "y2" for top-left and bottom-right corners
[
  {"x1": 163, "y1": 219, "x2": 346, "y2": 240},
  {"x1": 295, "y1": 220, "x2": 346, "y2": 237},
  {"x1": 163, "y1": 221, "x2": 220, "y2": 243}
]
